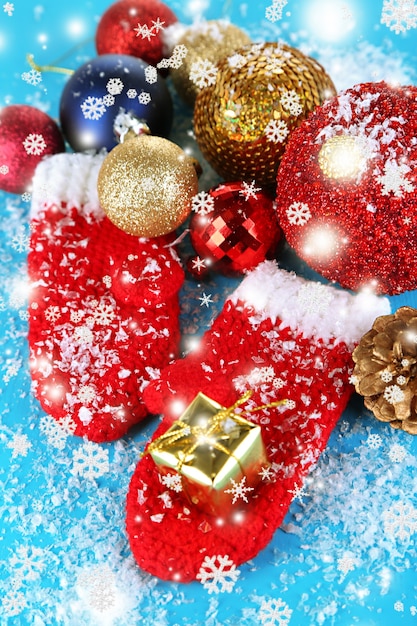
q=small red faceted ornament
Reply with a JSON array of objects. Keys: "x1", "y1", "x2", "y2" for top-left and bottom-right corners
[
  {"x1": 0, "y1": 105, "x2": 65, "y2": 194},
  {"x1": 95, "y1": 0, "x2": 178, "y2": 67},
  {"x1": 275, "y1": 81, "x2": 417, "y2": 295},
  {"x1": 189, "y1": 182, "x2": 282, "y2": 275}
]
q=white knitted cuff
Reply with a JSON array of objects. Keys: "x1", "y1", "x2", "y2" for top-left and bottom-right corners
[
  {"x1": 30, "y1": 152, "x2": 106, "y2": 221},
  {"x1": 229, "y1": 260, "x2": 391, "y2": 348}
]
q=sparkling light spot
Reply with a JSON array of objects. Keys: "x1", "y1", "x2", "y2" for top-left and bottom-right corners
[
  {"x1": 305, "y1": 0, "x2": 357, "y2": 42},
  {"x1": 303, "y1": 226, "x2": 340, "y2": 259},
  {"x1": 67, "y1": 18, "x2": 86, "y2": 37}
]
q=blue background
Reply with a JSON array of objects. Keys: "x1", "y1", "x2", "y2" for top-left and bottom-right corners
[{"x1": 1, "y1": 1, "x2": 417, "y2": 624}]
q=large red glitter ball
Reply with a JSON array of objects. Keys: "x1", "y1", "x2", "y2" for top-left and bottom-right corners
[
  {"x1": 189, "y1": 182, "x2": 282, "y2": 275},
  {"x1": 95, "y1": 0, "x2": 178, "y2": 67},
  {"x1": 0, "y1": 105, "x2": 65, "y2": 194},
  {"x1": 276, "y1": 81, "x2": 417, "y2": 295}
]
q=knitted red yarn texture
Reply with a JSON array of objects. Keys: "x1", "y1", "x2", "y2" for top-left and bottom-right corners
[
  {"x1": 28, "y1": 201, "x2": 184, "y2": 443},
  {"x1": 126, "y1": 268, "x2": 377, "y2": 582}
]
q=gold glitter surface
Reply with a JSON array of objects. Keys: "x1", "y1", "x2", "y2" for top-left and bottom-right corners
[
  {"x1": 318, "y1": 135, "x2": 368, "y2": 180},
  {"x1": 194, "y1": 42, "x2": 336, "y2": 187},
  {"x1": 97, "y1": 135, "x2": 199, "y2": 237},
  {"x1": 171, "y1": 20, "x2": 251, "y2": 107}
]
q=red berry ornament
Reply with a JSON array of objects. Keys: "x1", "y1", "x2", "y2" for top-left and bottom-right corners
[
  {"x1": 95, "y1": 0, "x2": 178, "y2": 67},
  {"x1": 276, "y1": 81, "x2": 417, "y2": 295},
  {"x1": 0, "y1": 105, "x2": 65, "y2": 194},
  {"x1": 189, "y1": 182, "x2": 282, "y2": 275}
]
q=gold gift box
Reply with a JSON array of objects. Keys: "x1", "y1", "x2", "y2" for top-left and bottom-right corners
[{"x1": 149, "y1": 392, "x2": 270, "y2": 516}]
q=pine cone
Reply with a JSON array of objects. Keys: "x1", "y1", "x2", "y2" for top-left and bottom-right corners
[{"x1": 352, "y1": 306, "x2": 417, "y2": 434}]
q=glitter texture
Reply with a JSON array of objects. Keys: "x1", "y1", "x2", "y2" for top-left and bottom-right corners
[
  {"x1": 97, "y1": 134, "x2": 199, "y2": 237},
  {"x1": 193, "y1": 41, "x2": 336, "y2": 187},
  {"x1": 276, "y1": 81, "x2": 417, "y2": 295}
]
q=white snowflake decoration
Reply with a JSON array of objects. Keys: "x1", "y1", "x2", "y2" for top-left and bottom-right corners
[
  {"x1": 23, "y1": 133, "x2": 47, "y2": 156},
  {"x1": 192, "y1": 190, "x2": 215, "y2": 215},
  {"x1": 134, "y1": 18, "x2": 165, "y2": 41},
  {"x1": 81, "y1": 96, "x2": 106, "y2": 121},
  {"x1": 44, "y1": 305, "x2": 61, "y2": 323},
  {"x1": 388, "y1": 443, "x2": 407, "y2": 463},
  {"x1": 258, "y1": 598, "x2": 293, "y2": 626},
  {"x1": 227, "y1": 53, "x2": 247, "y2": 69},
  {"x1": 224, "y1": 476, "x2": 254, "y2": 504},
  {"x1": 9, "y1": 545, "x2": 45, "y2": 582},
  {"x1": 11, "y1": 228, "x2": 30, "y2": 253},
  {"x1": 21, "y1": 69, "x2": 42, "y2": 85},
  {"x1": 196, "y1": 555, "x2": 240, "y2": 594},
  {"x1": 366, "y1": 433, "x2": 382, "y2": 449},
  {"x1": 78, "y1": 564, "x2": 117, "y2": 613},
  {"x1": 265, "y1": 1, "x2": 288, "y2": 23},
  {"x1": 239, "y1": 180, "x2": 261, "y2": 200},
  {"x1": 381, "y1": 0, "x2": 417, "y2": 34},
  {"x1": 161, "y1": 473, "x2": 183, "y2": 493},
  {"x1": 189, "y1": 59, "x2": 218, "y2": 89},
  {"x1": 286, "y1": 202, "x2": 312, "y2": 226},
  {"x1": 0, "y1": 164, "x2": 9, "y2": 175},
  {"x1": 2, "y1": 589, "x2": 27, "y2": 617},
  {"x1": 377, "y1": 160, "x2": 415, "y2": 197},
  {"x1": 380, "y1": 369, "x2": 393, "y2": 383},
  {"x1": 3, "y1": 2, "x2": 14, "y2": 16},
  {"x1": 77, "y1": 385, "x2": 96, "y2": 405},
  {"x1": 138, "y1": 92, "x2": 151, "y2": 105},
  {"x1": 144, "y1": 65, "x2": 158, "y2": 84},
  {"x1": 7, "y1": 434, "x2": 32, "y2": 458},
  {"x1": 106, "y1": 77, "x2": 124, "y2": 95},
  {"x1": 280, "y1": 89, "x2": 303, "y2": 116},
  {"x1": 157, "y1": 44, "x2": 188, "y2": 70},
  {"x1": 127, "y1": 88, "x2": 137, "y2": 99},
  {"x1": 39, "y1": 415, "x2": 69, "y2": 450},
  {"x1": 102, "y1": 94, "x2": 115, "y2": 107},
  {"x1": 71, "y1": 441, "x2": 109, "y2": 480},
  {"x1": 89, "y1": 299, "x2": 115, "y2": 326},
  {"x1": 383, "y1": 500, "x2": 417, "y2": 540},
  {"x1": 264, "y1": 119, "x2": 289, "y2": 143},
  {"x1": 383, "y1": 384, "x2": 405, "y2": 404}
]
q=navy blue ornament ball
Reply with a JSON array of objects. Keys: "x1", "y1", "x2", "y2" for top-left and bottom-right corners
[{"x1": 59, "y1": 54, "x2": 173, "y2": 152}]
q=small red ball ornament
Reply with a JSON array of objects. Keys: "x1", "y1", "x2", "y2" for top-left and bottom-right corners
[
  {"x1": 189, "y1": 182, "x2": 282, "y2": 275},
  {"x1": 0, "y1": 105, "x2": 65, "y2": 194},
  {"x1": 95, "y1": 0, "x2": 178, "y2": 67},
  {"x1": 275, "y1": 81, "x2": 417, "y2": 295}
]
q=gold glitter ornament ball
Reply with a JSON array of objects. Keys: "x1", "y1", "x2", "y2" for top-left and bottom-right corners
[
  {"x1": 97, "y1": 134, "x2": 200, "y2": 238},
  {"x1": 194, "y1": 42, "x2": 336, "y2": 187},
  {"x1": 170, "y1": 20, "x2": 251, "y2": 107}
]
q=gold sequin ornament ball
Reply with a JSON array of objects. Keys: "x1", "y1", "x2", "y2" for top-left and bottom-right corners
[
  {"x1": 97, "y1": 133, "x2": 200, "y2": 238},
  {"x1": 170, "y1": 20, "x2": 251, "y2": 107},
  {"x1": 194, "y1": 42, "x2": 336, "y2": 187}
]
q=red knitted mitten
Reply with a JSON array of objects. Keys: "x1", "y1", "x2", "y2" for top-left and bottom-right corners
[
  {"x1": 28, "y1": 153, "x2": 184, "y2": 443},
  {"x1": 126, "y1": 261, "x2": 389, "y2": 582}
]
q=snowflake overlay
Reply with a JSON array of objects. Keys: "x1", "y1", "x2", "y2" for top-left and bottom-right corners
[
  {"x1": 259, "y1": 598, "x2": 293, "y2": 626},
  {"x1": 381, "y1": 0, "x2": 417, "y2": 34},
  {"x1": 81, "y1": 96, "x2": 106, "y2": 121},
  {"x1": 264, "y1": 119, "x2": 290, "y2": 143},
  {"x1": 224, "y1": 476, "x2": 254, "y2": 504},
  {"x1": 196, "y1": 555, "x2": 240, "y2": 594},
  {"x1": 192, "y1": 190, "x2": 215, "y2": 215},
  {"x1": 286, "y1": 202, "x2": 312, "y2": 226},
  {"x1": 383, "y1": 501, "x2": 417, "y2": 540},
  {"x1": 23, "y1": 134, "x2": 47, "y2": 156},
  {"x1": 71, "y1": 441, "x2": 110, "y2": 480},
  {"x1": 377, "y1": 160, "x2": 415, "y2": 197},
  {"x1": 189, "y1": 59, "x2": 218, "y2": 89}
]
